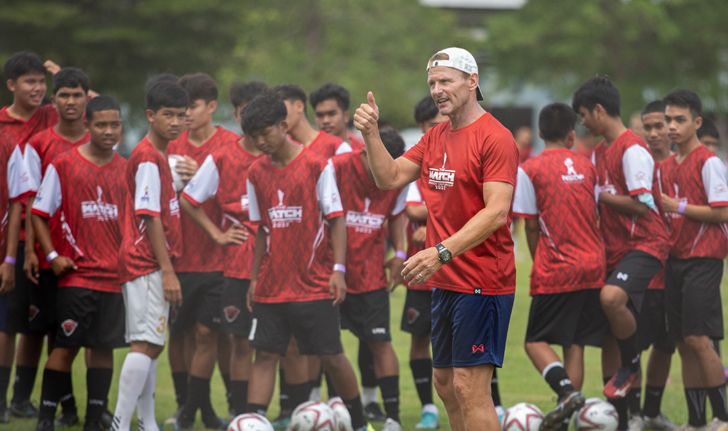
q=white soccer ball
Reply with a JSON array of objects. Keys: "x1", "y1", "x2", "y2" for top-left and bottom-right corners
[
  {"x1": 168, "y1": 154, "x2": 186, "y2": 192},
  {"x1": 327, "y1": 397, "x2": 353, "y2": 431},
  {"x1": 288, "y1": 401, "x2": 337, "y2": 431},
  {"x1": 502, "y1": 402, "x2": 544, "y2": 431},
  {"x1": 573, "y1": 398, "x2": 619, "y2": 431},
  {"x1": 227, "y1": 413, "x2": 274, "y2": 431}
]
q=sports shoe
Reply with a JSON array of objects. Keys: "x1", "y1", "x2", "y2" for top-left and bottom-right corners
[
  {"x1": 173, "y1": 412, "x2": 194, "y2": 431},
  {"x1": 100, "y1": 410, "x2": 114, "y2": 430},
  {"x1": 496, "y1": 405, "x2": 506, "y2": 428},
  {"x1": 0, "y1": 402, "x2": 9, "y2": 424},
  {"x1": 35, "y1": 419, "x2": 55, "y2": 431},
  {"x1": 540, "y1": 391, "x2": 586, "y2": 431},
  {"x1": 381, "y1": 418, "x2": 403, "y2": 431},
  {"x1": 604, "y1": 367, "x2": 640, "y2": 399},
  {"x1": 164, "y1": 407, "x2": 182, "y2": 428},
  {"x1": 10, "y1": 399, "x2": 38, "y2": 417},
  {"x1": 82, "y1": 420, "x2": 107, "y2": 431},
  {"x1": 415, "y1": 410, "x2": 439, "y2": 429},
  {"x1": 643, "y1": 413, "x2": 678, "y2": 431},
  {"x1": 201, "y1": 413, "x2": 226, "y2": 430},
  {"x1": 629, "y1": 414, "x2": 645, "y2": 431},
  {"x1": 363, "y1": 402, "x2": 386, "y2": 422},
  {"x1": 271, "y1": 414, "x2": 290, "y2": 431},
  {"x1": 55, "y1": 411, "x2": 79, "y2": 428},
  {"x1": 707, "y1": 418, "x2": 728, "y2": 431}
]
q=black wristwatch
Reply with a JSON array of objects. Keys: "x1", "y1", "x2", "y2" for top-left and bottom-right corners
[{"x1": 435, "y1": 243, "x2": 452, "y2": 264}]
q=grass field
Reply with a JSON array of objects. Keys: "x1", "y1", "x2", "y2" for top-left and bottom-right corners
[{"x1": 3, "y1": 228, "x2": 728, "y2": 430}]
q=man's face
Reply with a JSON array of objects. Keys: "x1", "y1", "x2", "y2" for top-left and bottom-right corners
[
  {"x1": 700, "y1": 135, "x2": 720, "y2": 153},
  {"x1": 314, "y1": 99, "x2": 348, "y2": 138},
  {"x1": 147, "y1": 106, "x2": 186, "y2": 141},
  {"x1": 283, "y1": 99, "x2": 304, "y2": 132},
  {"x1": 665, "y1": 105, "x2": 701, "y2": 147},
  {"x1": 88, "y1": 110, "x2": 122, "y2": 152},
  {"x1": 419, "y1": 112, "x2": 448, "y2": 133},
  {"x1": 7, "y1": 72, "x2": 46, "y2": 109},
  {"x1": 185, "y1": 99, "x2": 216, "y2": 130},
  {"x1": 52, "y1": 86, "x2": 87, "y2": 122},
  {"x1": 427, "y1": 66, "x2": 474, "y2": 116},
  {"x1": 247, "y1": 122, "x2": 289, "y2": 155},
  {"x1": 641, "y1": 112, "x2": 670, "y2": 155},
  {"x1": 577, "y1": 107, "x2": 602, "y2": 136}
]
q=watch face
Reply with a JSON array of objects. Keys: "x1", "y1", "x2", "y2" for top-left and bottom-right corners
[{"x1": 440, "y1": 249, "x2": 452, "y2": 263}]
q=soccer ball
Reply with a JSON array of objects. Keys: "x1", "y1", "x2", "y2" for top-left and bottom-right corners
[
  {"x1": 168, "y1": 154, "x2": 186, "y2": 192},
  {"x1": 573, "y1": 398, "x2": 619, "y2": 431},
  {"x1": 227, "y1": 413, "x2": 274, "y2": 431},
  {"x1": 288, "y1": 401, "x2": 337, "y2": 431},
  {"x1": 502, "y1": 402, "x2": 544, "y2": 431},
  {"x1": 327, "y1": 397, "x2": 353, "y2": 431}
]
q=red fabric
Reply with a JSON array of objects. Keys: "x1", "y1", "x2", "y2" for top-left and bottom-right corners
[
  {"x1": 404, "y1": 181, "x2": 430, "y2": 291},
  {"x1": 307, "y1": 130, "x2": 345, "y2": 159}
]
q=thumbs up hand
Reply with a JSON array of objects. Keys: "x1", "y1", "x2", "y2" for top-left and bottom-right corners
[{"x1": 353, "y1": 91, "x2": 380, "y2": 136}]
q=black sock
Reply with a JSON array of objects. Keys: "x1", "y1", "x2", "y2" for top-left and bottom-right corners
[
  {"x1": 11, "y1": 365, "x2": 38, "y2": 404},
  {"x1": 642, "y1": 385, "x2": 665, "y2": 418},
  {"x1": 358, "y1": 341, "x2": 377, "y2": 389},
  {"x1": 491, "y1": 369, "x2": 502, "y2": 407},
  {"x1": 278, "y1": 367, "x2": 291, "y2": 415},
  {"x1": 38, "y1": 369, "x2": 68, "y2": 421},
  {"x1": 196, "y1": 376, "x2": 218, "y2": 418},
  {"x1": 172, "y1": 371, "x2": 188, "y2": 409},
  {"x1": 246, "y1": 403, "x2": 268, "y2": 416},
  {"x1": 617, "y1": 335, "x2": 640, "y2": 372},
  {"x1": 608, "y1": 397, "x2": 629, "y2": 430},
  {"x1": 0, "y1": 366, "x2": 10, "y2": 406},
  {"x1": 325, "y1": 372, "x2": 338, "y2": 398},
  {"x1": 182, "y1": 375, "x2": 209, "y2": 419},
  {"x1": 343, "y1": 395, "x2": 366, "y2": 429},
  {"x1": 86, "y1": 368, "x2": 112, "y2": 423},
  {"x1": 59, "y1": 371, "x2": 77, "y2": 416},
  {"x1": 230, "y1": 380, "x2": 248, "y2": 416},
  {"x1": 707, "y1": 384, "x2": 728, "y2": 421},
  {"x1": 627, "y1": 387, "x2": 641, "y2": 416},
  {"x1": 288, "y1": 382, "x2": 310, "y2": 413},
  {"x1": 409, "y1": 359, "x2": 433, "y2": 406},
  {"x1": 221, "y1": 373, "x2": 232, "y2": 413},
  {"x1": 544, "y1": 364, "x2": 574, "y2": 400},
  {"x1": 378, "y1": 375, "x2": 399, "y2": 422},
  {"x1": 685, "y1": 388, "x2": 708, "y2": 426}
]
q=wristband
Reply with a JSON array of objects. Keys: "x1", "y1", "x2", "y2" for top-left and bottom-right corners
[
  {"x1": 3, "y1": 256, "x2": 16, "y2": 265},
  {"x1": 333, "y1": 263, "x2": 346, "y2": 273},
  {"x1": 677, "y1": 198, "x2": 688, "y2": 215},
  {"x1": 46, "y1": 250, "x2": 59, "y2": 263},
  {"x1": 394, "y1": 250, "x2": 407, "y2": 260}
]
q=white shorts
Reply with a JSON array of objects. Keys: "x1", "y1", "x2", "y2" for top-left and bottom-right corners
[{"x1": 122, "y1": 271, "x2": 169, "y2": 346}]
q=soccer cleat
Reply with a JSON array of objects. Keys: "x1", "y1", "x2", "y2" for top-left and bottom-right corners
[
  {"x1": 173, "y1": 411, "x2": 194, "y2": 431},
  {"x1": 603, "y1": 367, "x2": 640, "y2": 399},
  {"x1": 35, "y1": 419, "x2": 55, "y2": 431},
  {"x1": 643, "y1": 414, "x2": 678, "y2": 431},
  {"x1": 628, "y1": 414, "x2": 645, "y2": 431},
  {"x1": 540, "y1": 391, "x2": 585, "y2": 431},
  {"x1": 201, "y1": 413, "x2": 226, "y2": 430},
  {"x1": 100, "y1": 410, "x2": 114, "y2": 430},
  {"x1": 271, "y1": 414, "x2": 291, "y2": 430},
  {"x1": 363, "y1": 402, "x2": 386, "y2": 422},
  {"x1": 55, "y1": 410, "x2": 80, "y2": 428},
  {"x1": 707, "y1": 418, "x2": 728, "y2": 431},
  {"x1": 82, "y1": 419, "x2": 107, "y2": 431},
  {"x1": 381, "y1": 418, "x2": 403, "y2": 431},
  {"x1": 415, "y1": 410, "x2": 439, "y2": 429},
  {"x1": 10, "y1": 399, "x2": 39, "y2": 418}
]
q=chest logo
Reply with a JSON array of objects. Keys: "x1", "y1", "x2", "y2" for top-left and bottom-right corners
[
  {"x1": 346, "y1": 197, "x2": 385, "y2": 233},
  {"x1": 428, "y1": 152, "x2": 456, "y2": 190},
  {"x1": 82, "y1": 186, "x2": 119, "y2": 221},
  {"x1": 268, "y1": 189, "x2": 303, "y2": 228}
]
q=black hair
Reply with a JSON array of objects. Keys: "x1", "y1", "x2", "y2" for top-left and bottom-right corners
[
  {"x1": 310, "y1": 83, "x2": 350, "y2": 111},
  {"x1": 275, "y1": 84, "x2": 307, "y2": 105},
  {"x1": 145, "y1": 81, "x2": 189, "y2": 112},
  {"x1": 241, "y1": 91, "x2": 287, "y2": 136},
  {"x1": 698, "y1": 117, "x2": 720, "y2": 140},
  {"x1": 414, "y1": 96, "x2": 439, "y2": 124},
  {"x1": 663, "y1": 89, "x2": 702, "y2": 119},
  {"x1": 178, "y1": 73, "x2": 218, "y2": 103},
  {"x1": 229, "y1": 81, "x2": 268, "y2": 108},
  {"x1": 3, "y1": 51, "x2": 45, "y2": 81},
  {"x1": 379, "y1": 125, "x2": 405, "y2": 159},
  {"x1": 144, "y1": 73, "x2": 178, "y2": 94},
  {"x1": 86, "y1": 95, "x2": 121, "y2": 122},
  {"x1": 641, "y1": 100, "x2": 666, "y2": 117},
  {"x1": 538, "y1": 103, "x2": 576, "y2": 142},
  {"x1": 572, "y1": 76, "x2": 620, "y2": 117},
  {"x1": 52, "y1": 67, "x2": 90, "y2": 94}
]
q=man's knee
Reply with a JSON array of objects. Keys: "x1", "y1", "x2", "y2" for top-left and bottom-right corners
[
  {"x1": 682, "y1": 335, "x2": 715, "y2": 355},
  {"x1": 600, "y1": 285, "x2": 627, "y2": 312},
  {"x1": 194, "y1": 323, "x2": 216, "y2": 345}
]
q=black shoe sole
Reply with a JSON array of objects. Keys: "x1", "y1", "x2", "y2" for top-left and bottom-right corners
[{"x1": 540, "y1": 392, "x2": 585, "y2": 431}]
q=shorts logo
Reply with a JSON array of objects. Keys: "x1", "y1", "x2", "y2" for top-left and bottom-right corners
[
  {"x1": 472, "y1": 344, "x2": 485, "y2": 354},
  {"x1": 28, "y1": 305, "x2": 40, "y2": 322},
  {"x1": 224, "y1": 306, "x2": 240, "y2": 323},
  {"x1": 156, "y1": 316, "x2": 167, "y2": 334},
  {"x1": 616, "y1": 272, "x2": 629, "y2": 281},
  {"x1": 406, "y1": 307, "x2": 420, "y2": 325},
  {"x1": 473, "y1": 288, "x2": 482, "y2": 295},
  {"x1": 371, "y1": 327, "x2": 387, "y2": 335},
  {"x1": 428, "y1": 152, "x2": 456, "y2": 190},
  {"x1": 61, "y1": 319, "x2": 78, "y2": 337}
]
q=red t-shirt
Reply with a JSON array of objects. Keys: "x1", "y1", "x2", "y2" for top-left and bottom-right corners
[
  {"x1": 403, "y1": 112, "x2": 518, "y2": 295},
  {"x1": 347, "y1": 131, "x2": 365, "y2": 152},
  {"x1": 404, "y1": 181, "x2": 430, "y2": 291},
  {"x1": 513, "y1": 148, "x2": 605, "y2": 295},
  {"x1": 332, "y1": 151, "x2": 406, "y2": 294},
  {"x1": 31, "y1": 148, "x2": 125, "y2": 292},
  {"x1": 0, "y1": 134, "x2": 30, "y2": 262},
  {"x1": 593, "y1": 130, "x2": 670, "y2": 270},
  {"x1": 306, "y1": 131, "x2": 351, "y2": 160},
  {"x1": 247, "y1": 148, "x2": 344, "y2": 303},
  {"x1": 182, "y1": 140, "x2": 263, "y2": 280},
  {"x1": 119, "y1": 138, "x2": 182, "y2": 282},
  {"x1": 168, "y1": 127, "x2": 238, "y2": 272},
  {"x1": 660, "y1": 145, "x2": 728, "y2": 260},
  {"x1": 647, "y1": 157, "x2": 676, "y2": 290}
]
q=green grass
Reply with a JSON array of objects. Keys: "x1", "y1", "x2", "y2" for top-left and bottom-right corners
[{"x1": 4, "y1": 228, "x2": 728, "y2": 430}]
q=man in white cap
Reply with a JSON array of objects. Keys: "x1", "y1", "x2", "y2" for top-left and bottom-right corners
[{"x1": 354, "y1": 47, "x2": 519, "y2": 430}]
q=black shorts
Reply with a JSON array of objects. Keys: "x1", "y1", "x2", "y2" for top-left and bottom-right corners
[
  {"x1": 170, "y1": 272, "x2": 224, "y2": 332},
  {"x1": 636, "y1": 290, "x2": 675, "y2": 353},
  {"x1": 525, "y1": 290, "x2": 607, "y2": 347},
  {"x1": 221, "y1": 277, "x2": 252, "y2": 337},
  {"x1": 340, "y1": 289, "x2": 391, "y2": 342},
  {"x1": 250, "y1": 300, "x2": 343, "y2": 356},
  {"x1": 400, "y1": 289, "x2": 432, "y2": 337},
  {"x1": 605, "y1": 251, "x2": 662, "y2": 313},
  {"x1": 665, "y1": 257, "x2": 724, "y2": 341},
  {"x1": 55, "y1": 287, "x2": 126, "y2": 349},
  {"x1": 6, "y1": 250, "x2": 58, "y2": 334}
]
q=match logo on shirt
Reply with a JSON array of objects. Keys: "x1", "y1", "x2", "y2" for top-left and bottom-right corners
[
  {"x1": 561, "y1": 158, "x2": 585, "y2": 183},
  {"x1": 346, "y1": 197, "x2": 385, "y2": 233},
  {"x1": 81, "y1": 186, "x2": 119, "y2": 221},
  {"x1": 268, "y1": 189, "x2": 303, "y2": 228},
  {"x1": 240, "y1": 194, "x2": 249, "y2": 212},
  {"x1": 169, "y1": 196, "x2": 180, "y2": 216},
  {"x1": 428, "y1": 153, "x2": 456, "y2": 190}
]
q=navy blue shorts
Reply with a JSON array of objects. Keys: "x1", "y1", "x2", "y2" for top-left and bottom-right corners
[
  {"x1": 0, "y1": 293, "x2": 7, "y2": 332},
  {"x1": 431, "y1": 288, "x2": 514, "y2": 368}
]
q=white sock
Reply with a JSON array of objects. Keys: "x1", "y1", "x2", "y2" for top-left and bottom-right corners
[
  {"x1": 137, "y1": 359, "x2": 159, "y2": 431},
  {"x1": 361, "y1": 387, "x2": 378, "y2": 406},
  {"x1": 111, "y1": 352, "x2": 152, "y2": 431}
]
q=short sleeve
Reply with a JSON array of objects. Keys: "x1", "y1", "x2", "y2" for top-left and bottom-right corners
[
  {"x1": 402, "y1": 133, "x2": 428, "y2": 165},
  {"x1": 481, "y1": 134, "x2": 519, "y2": 185},
  {"x1": 701, "y1": 156, "x2": 728, "y2": 207},
  {"x1": 391, "y1": 187, "x2": 407, "y2": 216},
  {"x1": 246, "y1": 178, "x2": 261, "y2": 222},
  {"x1": 182, "y1": 154, "x2": 219, "y2": 206},
  {"x1": 512, "y1": 167, "x2": 538, "y2": 217},
  {"x1": 623, "y1": 145, "x2": 654, "y2": 195},
  {"x1": 405, "y1": 182, "x2": 424, "y2": 206},
  {"x1": 24, "y1": 144, "x2": 42, "y2": 192},
  {"x1": 134, "y1": 161, "x2": 162, "y2": 216},
  {"x1": 8, "y1": 145, "x2": 31, "y2": 201},
  {"x1": 31, "y1": 164, "x2": 62, "y2": 218},
  {"x1": 316, "y1": 159, "x2": 344, "y2": 219}
]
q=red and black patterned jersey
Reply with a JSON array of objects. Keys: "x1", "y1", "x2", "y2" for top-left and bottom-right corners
[
  {"x1": 168, "y1": 127, "x2": 238, "y2": 272},
  {"x1": 513, "y1": 148, "x2": 605, "y2": 295},
  {"x1": 247, "y1": 148, "x2": 343, "y2": 303},
  {"x1": 660, "y1": 145, "x2": 728, "y2": 260},
  {"x1": 182, "y1": 140, "x2": 263, "y2": 280},
  {"x1": 332, "y1": 151, "x2": 406, "y2": 294},
  {"x1": 0, "y1": 134, "x2": 30, "y2": 261},
  {"x1": 404, "y1": 181, "x2": 430, "y2": 291},
  {"x1": 306, "y1": 131, "x2": 351, "y2": 160},
  {"x1": 593, "y1": 130, "x2": 670, "y2": 270},
  {"x1": 647, "y1": 157, "x2": 676, "y2": 290},
  {"x1": 31, "y1": 148, "x2": 125, "y2": 292},
  {"x1": 0, "y1": 105, "x2": 57, "y2": 150},
  {"x1": 403, "y1": 113, "x2": 518, "y2": 296},
  {"x1": 347, "y1": 132, "x2": 365, "y2": 152},
  {"x1": 119, "y1": 138, "x2": 182, "y2": 282}
]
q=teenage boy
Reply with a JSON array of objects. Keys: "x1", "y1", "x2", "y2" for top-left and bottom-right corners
[
  {"x1": 310, "y1": 83, "x2": 364, "y2": 151},
  {"x1": 230, "y1": 81, "x2": 268, "y2": 127},
  {"x1": 32, "y1": 96, "x2": 126, "y2": 431},
  {"x1": 698, "y1": 118, "x2": 721, "y2": 154},
  {"x1": 111, "y1": 81, "x2": 187, "y2": 431}
]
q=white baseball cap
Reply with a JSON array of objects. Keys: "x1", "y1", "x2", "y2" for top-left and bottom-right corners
[{"x1": 426, "y1": 47, "x2": 483, "y2": 101}]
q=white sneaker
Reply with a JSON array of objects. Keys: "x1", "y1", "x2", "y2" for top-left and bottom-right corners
[
  {"x1": 643, "y1": 413, "x2": 678, "y2": 431},
  {"x1": 629, "y1": 415, "x2": 645, "y2": 431},
  {"x1": 707, "y1": 418, "x2": 728, "y2": 431},
  {"x1": 381, "y1": 418, "x2": 403, "y2": 431}
]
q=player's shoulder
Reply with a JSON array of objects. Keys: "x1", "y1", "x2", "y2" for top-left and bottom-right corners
[
  {"x1": 215, "y1": 126, "x2": 241, "y2": 144},
  {"x1": 617, "y1": 129, "x2": 648, "y2": 151},
  {"x1": 331, "y1": 148, "x2": 357, "y2": 169},
  {"x1": 129, "y1": 138, "x2": 163, "y2": 164},
  {"x1": 27, "y1": 127, "x2": 53, "y2": 147}
]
